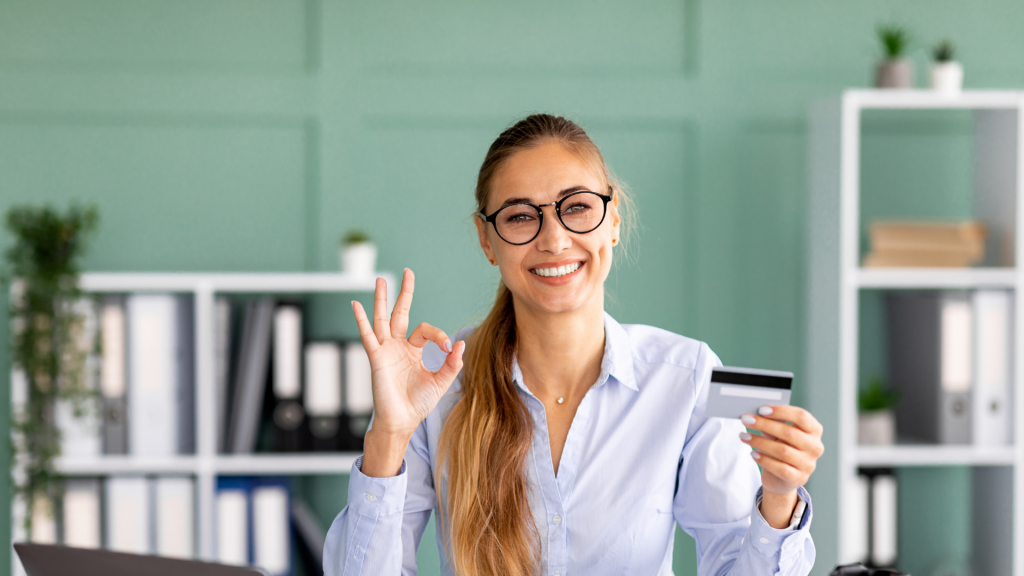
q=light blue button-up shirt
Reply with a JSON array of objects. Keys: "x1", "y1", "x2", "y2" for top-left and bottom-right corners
[{"x1": 324, "y1": 312, "x2": 815, "y2": 575}]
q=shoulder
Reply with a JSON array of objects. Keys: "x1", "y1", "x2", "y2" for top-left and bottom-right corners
[{"x1": 617, "y1": 322, "x2": 719, "y2": 373}]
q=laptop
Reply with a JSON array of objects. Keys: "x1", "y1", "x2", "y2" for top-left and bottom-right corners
[{"x1": 15, "y1": 543, "x2": 268, "y2": 576}]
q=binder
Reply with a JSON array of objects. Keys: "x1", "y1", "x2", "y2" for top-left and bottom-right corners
[
  {"x1": 215, "y1": 297, "x2": 232, "y2": 453},
  {"x1": 154, "y1": 476, "x2": 195, "y2": 559},
  {"x1": 175, "y1": 297, "x2": 195, "y2": 454},
  {"x1": 272, "y1": 304, "x2": 305, "y2": 452},
  {"x1": 871, "y1": 473, "x2": 898, "y2": 567},
  {"x1": 344, "y1": 341, "x2": 374, "y2": 441},
  {"x1": 56, "y1": 298, "x2": 102, "y2": 458},
  {"x1": 29, "y1": 493, "x2": 56, "y2": 545},
  {"x1": 128, "y1": 294, "x2": 180, "y2": 456},
  {"x1": 227, "y1": 298, "x2": 275, "y2": 454},
  {"x1": 100, "y1": 297, "x2": 129, "y2": 454},
  {"x1": 972, "y1": 290, "x2": 1013, "y2": 446},
  {"x1": 304, "y1": 342, "x2": 343, "y2": 451},
  {"x1": 215, "y1": 478, "x2": 250, "y2": 566},
  {"x1": 887, "y1": 291, "x2": 973, "y2": 444},
  {"x1": 61, "y1": 478, "x2": 101, "y2": 549},
  {"x1": 251, "y1": 478, "x2": 291, "y2": 576},
  {"x1": 105, "y1": 476, "x2": 150, "y2": 554}
]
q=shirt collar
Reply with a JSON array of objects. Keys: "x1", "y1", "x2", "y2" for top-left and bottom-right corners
[{"x1": 509, "y1": 312, "x2": 638, "y2": 395}]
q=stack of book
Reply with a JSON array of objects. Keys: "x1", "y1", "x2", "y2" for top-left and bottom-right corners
[{"x1": 861, "y1": 220, "x2": 988, "y2": 268}]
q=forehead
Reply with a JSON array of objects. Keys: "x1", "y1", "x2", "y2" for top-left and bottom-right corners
[{"x1": 487, "y1": 141, "x2": 604, "y2": 207}]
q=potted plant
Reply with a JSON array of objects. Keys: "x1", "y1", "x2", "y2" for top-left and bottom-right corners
[
  {"x1": 858, "y1": 377, "x2": 900, "y2": 445},
  {"x1": 3, "y1": 204, "x2": 99, "y2": 533},
  {"x1": 875, "y1": 24, "x2": 913, "y2": 89},
  {"x1": 340, "y1": 229, "x2": 377, "y2": 277},
  {"x1": 930, "y1": 39, "x2": 964, "y2": 93}
]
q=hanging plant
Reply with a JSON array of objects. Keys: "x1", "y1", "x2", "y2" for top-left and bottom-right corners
[{"x1": 3, "y1": 203, "x2": 99, "y2": 532}]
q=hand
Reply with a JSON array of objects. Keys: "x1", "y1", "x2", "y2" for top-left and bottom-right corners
[
  {"x1": 739, "y1": 405, "x2": 824, "y2": 526},
  {"x1": 352, "y1": 269, "x2": 466, "y2": 440}
]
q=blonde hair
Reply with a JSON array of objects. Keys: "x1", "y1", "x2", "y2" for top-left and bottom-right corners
[{"x1": 436, "y1": 114, "x2": 634, "y2": 576}]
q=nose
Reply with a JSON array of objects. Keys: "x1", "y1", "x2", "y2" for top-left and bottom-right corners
[{"x1": 534, "y1": 204, "x2": 572, "y2": 253}]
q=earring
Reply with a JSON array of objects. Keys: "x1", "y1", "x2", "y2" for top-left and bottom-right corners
[
  {"x1": 488, "y1": 259, "x2": 496, "y2": 265},
  {"x1": 612, "y1": 238, "x2": 618, "y2": 246}
]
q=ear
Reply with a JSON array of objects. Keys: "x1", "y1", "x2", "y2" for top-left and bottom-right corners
[
  {"x1": 475, "y1": 214, "x2": 498, "y2": 265},
  {"x1": 610, "y1": 188, "x2": 621, "y2": 246}
]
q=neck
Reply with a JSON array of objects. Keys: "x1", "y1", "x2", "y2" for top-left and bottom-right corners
[{"x1": 513, "y1": 294, "x2": 606, "y2": 403}]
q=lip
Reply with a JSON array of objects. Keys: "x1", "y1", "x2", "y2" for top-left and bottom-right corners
[{"x1": 528, "y1": 259, "x2": 586, "y2": 286}]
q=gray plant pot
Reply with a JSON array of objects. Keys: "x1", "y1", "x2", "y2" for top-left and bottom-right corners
[{"x1": 875, "y1": 58, "x2": 913, "y2": 89}]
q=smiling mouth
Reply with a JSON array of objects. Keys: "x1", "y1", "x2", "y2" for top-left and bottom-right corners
[{"x1": 530, "y1": 261, "x2": 583, "y2": 278}]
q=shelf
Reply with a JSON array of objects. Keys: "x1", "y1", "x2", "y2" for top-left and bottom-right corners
[
  {"x1": 53, "y1": 453, "x2": 362, "y2": 476},
  {"x1": 78, "y1": 272, "x2": 394, "y2": 293},
  {"x1": 853, "y1": 267, "x2": 1017, "y2": 289},
  {"x1": 856, "y1": 445, "x2": 1017, "y2": 467},
  {"x1": 845, "y1": 89, "x2": 1023, "y2": 110},
  {"x1": 54, "y1": 455, "x2": 200, "y2": 475},
  {"x1": 215, "y1": 453, "x2": 360, "y2": 475}
]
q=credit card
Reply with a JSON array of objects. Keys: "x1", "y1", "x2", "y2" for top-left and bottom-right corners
[{"x1": 705, "y1": 366, "x2": 793, "y2": 419}]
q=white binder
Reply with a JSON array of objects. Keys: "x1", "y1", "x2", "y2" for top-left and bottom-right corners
[{"x1": 972, "y1": 290, "x2": 1014, "y2": 446}]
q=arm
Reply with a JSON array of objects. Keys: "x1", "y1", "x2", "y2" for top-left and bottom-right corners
[
  {"x1": 673, "y1": 343, "x2": 818, "y2": 576},
  {"x1": 323, "y1": 269, "x2": 465, "y2": 575}
]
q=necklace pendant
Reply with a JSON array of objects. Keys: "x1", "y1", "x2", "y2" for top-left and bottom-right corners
[{"x1": 557, "y1": 397, "x2": 564, "y2": 404}]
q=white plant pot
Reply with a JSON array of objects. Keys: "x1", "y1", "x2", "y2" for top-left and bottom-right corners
[
  {"x1": 341, "y1": 242, "x2": 377, "y2": 277},
  {"x1": 931, "y1": 61, "x2": 964, "y2": 93},
  {"x1": 858, "y1": 410, "x2": 895, "y2": 445}
]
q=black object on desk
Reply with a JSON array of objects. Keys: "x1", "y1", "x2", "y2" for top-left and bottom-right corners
[
  {"x1": 15, "y1": 543, "x2": 268, "y2": 576},
  {"x1": 831, "y1": 563, "x2": 907, "y2": 576}
]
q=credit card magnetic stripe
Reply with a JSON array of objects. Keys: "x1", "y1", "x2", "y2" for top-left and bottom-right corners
[{"x1": 711, "y1": 369, "x2": 793, "y2": 389}]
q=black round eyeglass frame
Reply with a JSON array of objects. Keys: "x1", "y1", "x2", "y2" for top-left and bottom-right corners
[{"x1": 479, "y1": 189, "x2": 614, "y2": 246}]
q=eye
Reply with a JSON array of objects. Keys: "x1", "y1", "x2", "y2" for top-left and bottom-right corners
[
  {"x1": 562, "y1": 202, "x2": 591, "y2": 214},
  {"x1": 502, "y1": 208, "x2": 536, "y2": 224}
]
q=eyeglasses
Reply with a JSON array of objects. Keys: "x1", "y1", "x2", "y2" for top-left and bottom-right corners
[{"x1": 479, "y1": 190, "x2": 613, "y2": 246}]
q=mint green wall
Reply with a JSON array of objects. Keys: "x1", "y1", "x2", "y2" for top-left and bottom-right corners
[{"x1": 3, "y1": 1, "x2": 1024, "y2": 574}]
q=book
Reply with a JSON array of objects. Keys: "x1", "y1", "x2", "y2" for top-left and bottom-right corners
[
  {"x1": 227, "y1": 298, "x2": 275, "y2": 454},
  {"x1": 304, "y1": 342, "x2": 343, "y2": 451},
  {"x1": 127, "y1": 294, "x2": 183, "y2": 456},
  {"x1": 887, "y1": 291, "x2": 973, "y2": 444},
  {"x1": 972, "y1": 290, "x2": 1013, "y2": 446},
  {"x1": 272, "y1": 304, "x2": 306, "y2": 452},
  {"x1": 61, "y1": 478, "x2": 101, "y2": 549},
  {"x1": 105, "y1": 476, "x2": 150, "y2": 554},
  {"x1": 863, "y1": 220, "x2": 988, "y2": 268},
  {"x1": 154, "y1": 476, "x2": 195, "y2": 559},
  {"x1": 100, "y1": 296, "x2": 129, "y2": 454}
]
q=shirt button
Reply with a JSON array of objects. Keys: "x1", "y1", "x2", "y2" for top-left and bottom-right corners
[
  {"x1": 552, "y1": 515, "x2": 562, "y2": 525},
  {"x1": 365, "y1": 493, "x2": 378, "y2": 502},
  {"x1": 759, "y1": 537, "x2": 769, "y2": 544}
]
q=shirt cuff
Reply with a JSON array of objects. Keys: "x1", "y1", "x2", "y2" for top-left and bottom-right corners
[
  {"x1": 348, "y1": 455, "x2": 409, "y2": 517},
  {"x1": 749, "y1": 486, "x2": 812, "y2": 557}
]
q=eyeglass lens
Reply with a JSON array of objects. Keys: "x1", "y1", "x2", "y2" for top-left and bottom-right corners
[{"x1": 494, "y1": 191, "x2": 606, "y2": 244}]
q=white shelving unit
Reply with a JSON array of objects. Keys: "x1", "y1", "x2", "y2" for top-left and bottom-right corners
[
  {"x1": 807, "y1": 90, "x2": 1024, "y2": 575},
  {"x1": 10, "y1": 271, "x2": 396, "y2": 565}
]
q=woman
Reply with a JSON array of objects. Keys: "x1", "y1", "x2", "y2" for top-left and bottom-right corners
[{"x1": 324, "y1": 114, "x2": 824, "y2": 576}]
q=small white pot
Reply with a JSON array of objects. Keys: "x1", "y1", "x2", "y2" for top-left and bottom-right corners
[
  {"x1": 931, "y1": 61, "x2": 964, "y2": 93},
  {"x1": 341, "y1": 242, "x2": 377, "y2": 277},
  {"x1": 858, "y1": 410, "x2": 895, "y2": 445}
]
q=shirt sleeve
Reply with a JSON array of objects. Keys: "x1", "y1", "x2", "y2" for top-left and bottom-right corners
[
  {"x1": 672, "y1": 342, "x2": 816, "y2": 576},
  {"x1": 323, "y1": 419, "x2": 436, "y2": 576}
]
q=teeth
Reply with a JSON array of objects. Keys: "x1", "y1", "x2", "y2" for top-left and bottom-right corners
[{"x1": 531, "y1": 262, "x2": 581, "y2": 278}]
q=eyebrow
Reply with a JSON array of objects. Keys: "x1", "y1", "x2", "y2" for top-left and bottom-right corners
[{"x1": 497, "y1": 186, "x2": 590, "y2": 209}]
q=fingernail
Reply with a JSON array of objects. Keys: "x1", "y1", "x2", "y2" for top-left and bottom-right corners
[
  {"x1": 351, "y1": 300, "x2": 357, "y2": 307},
  {"x1": 758, "y1": 406, "x2": 774, "y2": 416},
  {"x1": 740, "y1": 432, "x2": 752, "y2": 442},
  {"x1": 741, "y1": 414, "x2": 757, "y2": 425},
  {"x1": 751, "y1": 451, "x2": 761, "y2": 460},
  {"x1": 444, "y1": 339, "x2": 452, "y2": 353}
]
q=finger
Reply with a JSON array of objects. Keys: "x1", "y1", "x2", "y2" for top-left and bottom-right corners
[
  {"x1": 351, "y1": 301, "x2": 380, "y2": 354},
  {"x1": 742, "y1": 413, "x2": 822, "y2": 456},
  {"x1": 433, "y1": 340, "x2": 466, "y2": 388},
  {"x1": 372, "y1": 277, "x2": 391, "y2": 342},
  {"x1": 757, "y1": 405, "x2": 824, "y2": 436},
  {"x1": 408, "y1": 322, "x2": 451, "y2": 351},
  {"x1": 750, "y1": 451, "x2": 808, "y2": 487},
  {"x1": 390, "y1": 268, "x2": 415, "y2": 339},
  {"x1": 742, "y1": 432, "x2": 816, "y2": 474}
]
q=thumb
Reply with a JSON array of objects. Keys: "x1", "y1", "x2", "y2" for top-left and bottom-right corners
[{"x1": 433, "y1": 340, "x2": 466, "y2": 389}]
